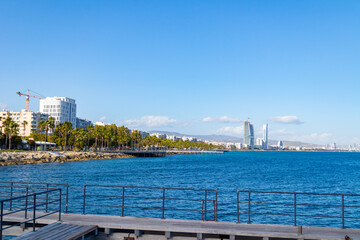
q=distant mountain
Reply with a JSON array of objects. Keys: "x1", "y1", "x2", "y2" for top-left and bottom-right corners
[{"x1": 149, "y1": 130, "x2": 321, "y2": 148}]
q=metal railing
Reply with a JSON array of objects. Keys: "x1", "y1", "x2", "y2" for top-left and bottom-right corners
[
  {"x1": 0, "y1": 188, "x2": 62, "y2": 240},
  {"x1": 0, "y1": 181, "x2": 69, "y2": 213},
  {"x1": 83, "y1": 185, "x2": 217, "y2": 221},
  {"x1": 237, "y1": 190, "x2": 360, "y2": 228}
]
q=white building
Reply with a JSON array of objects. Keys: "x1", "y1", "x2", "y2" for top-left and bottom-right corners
[
  {"x1": 188, "y1": 137, "x2": 197, "y2": 142},
  {"x1": 256, "y1": 138, "x2": 264, "y2": 149},
  {"x1": 181, "y1": 136, "x2": 198, "y2": 142},
  {"x1": 235, "y1": 143, "x2": 242, "y2": 149},
  {"x1": 0, "y1": 110, "x2": 49, "y2": 136},
  {"x1": 263, "y1": 124, "x2": 268, "y2": 150},
  {"x1": 94, "y1": 122, "x2": 106, "y2": 126},
  {"x1": 39, "y1": 97, "x2": 76, "y2": 128},
  {"x1": 167, "y1": 135, "x2": 181, "y2": 141},
  {"x1": 139, "y1": 131, "x2": 150, "y2": 139},
  {"x1": 150, "y1": 133, "x2": 167, "y2": 139}
]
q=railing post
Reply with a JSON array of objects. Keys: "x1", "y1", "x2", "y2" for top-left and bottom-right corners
[
  {"x1": 237, "y1": 191, "x2": 239, "y2": 223},
  {"x1": 82, "y1": 186, "x2": 86, "y2": 215},
  {"x1": 342, "y1": 194, "x2": 345, "y2": 229},
  {"x1": 9, "y1": 182, "x2": 13, "y2": 211},
  {"x1": 45, "y1": 184, "x2": 49, "y2": 213},
  {"x1": 66, "y1": 184, "x2": 69, "y2": 213},
  {"x1": 204, "y1": 190, "x2": 207, "y2": 221},
  {"x1": 33, "y1": 194, "x2": 36, "y2": 232},
  {"x1": 248, "y1": 191, "x2": 251, "y2": 224},
  {"x1": 215, "y1": 190, "x2": 218, "y2": 221},
  {"x1": 294, "y1": 193, "x2": 297, "y2": 226},
  {"x1": 59, "y1": 189, "x2": 62, "y2": 221},
  {"x1": 162, "y1": 188, "x2": 165, "y2": 219},
  {"x1": 25, "y1": 187, "x2": 29, "y2": 219},
  {"x1": 1, "y1": 201, "x2": 3, "y2": 240},
  {"x1": 122, "y1": 187, "x2": 125, "y2": 217}
]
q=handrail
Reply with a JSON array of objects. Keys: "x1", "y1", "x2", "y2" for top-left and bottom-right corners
[
  {"x1": 236, "y1": 190, "x2": 360, "y2": 228},
  {"x1": 0, "y1": 181, "x2": 69, "y2": 213},
  {"x1": 83, "y1": 185, "x2": 217, "y2": 221},
  {"x1": 0, "y1": 188, "x2": 62, "y2": 240}
]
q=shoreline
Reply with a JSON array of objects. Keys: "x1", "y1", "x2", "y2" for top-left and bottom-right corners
[{"x1": 0, "y1": 151, "x2": 133, "y2": 167}]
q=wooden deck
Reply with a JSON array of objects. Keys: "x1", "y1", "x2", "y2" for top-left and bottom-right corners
[
  {"x1": 12, "y1": 222, "x2": 97, "y2": 240},
  {"x1": 3, "y1": 211, "x2": 360, "y2": 240}
]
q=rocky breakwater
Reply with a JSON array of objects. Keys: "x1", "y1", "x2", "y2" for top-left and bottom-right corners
[{"x1": 0, "y1": 151, "x2": 133, "y2": 166}]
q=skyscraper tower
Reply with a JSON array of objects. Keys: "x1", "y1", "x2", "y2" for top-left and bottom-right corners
[
  {"x1": 263, "y1": 124, "x2": 269, "y2": 150},
  {"x1": 243, "y1": 120, "x2": 254, "y2": 148}
]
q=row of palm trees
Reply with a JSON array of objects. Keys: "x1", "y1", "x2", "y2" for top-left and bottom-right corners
[
  {"x1": 2, "y1": 116, "x2": 218, "y2": 151},
  {"x1": 32, "y1": 123, "x2": 217, "y2": 151}
]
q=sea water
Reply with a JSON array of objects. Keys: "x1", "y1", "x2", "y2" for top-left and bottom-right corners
[{"x1": 1, "y1": 151, "x2": 360, "y2": 228}]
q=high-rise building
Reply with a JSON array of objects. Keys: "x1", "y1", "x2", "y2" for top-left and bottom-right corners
[
  {"x1": 39, "y1": 97, "x2": 77, "y2": 128},
  {"x1": 0, "y1": 110, "x2": 48, "y2": 136},
  {"x1": 263, "y1": 124, "x2": 269, "y2": 150},
  {"x1": 243, "y1": 120, "x2": 254, "y2": 148}
]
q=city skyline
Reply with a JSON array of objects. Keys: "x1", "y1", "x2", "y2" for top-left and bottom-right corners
[{"x1": 1, "y1": 1, "x2": 359, "y2": 145}]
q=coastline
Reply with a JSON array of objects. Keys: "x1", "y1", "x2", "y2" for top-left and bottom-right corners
[{"x1": 0, "y1": 151, "x2": 133, "y2": 167}]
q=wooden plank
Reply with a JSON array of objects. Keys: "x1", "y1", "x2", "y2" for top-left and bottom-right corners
[
  {"x1": 12, "y1": 223, "x2": 97, "y2": 240},
  {"x1": 13, "y1": 223, "x2": 62, "y2": 240}
]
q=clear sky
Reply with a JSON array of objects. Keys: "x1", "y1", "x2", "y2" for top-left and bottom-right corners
[{"x1": 1, "y1": 1, "x2": 359, "y2": 145}]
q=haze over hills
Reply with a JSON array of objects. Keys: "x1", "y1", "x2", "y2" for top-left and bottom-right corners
[{"x1": 149, "y1": 130, "x2": 321, "y2": 148}]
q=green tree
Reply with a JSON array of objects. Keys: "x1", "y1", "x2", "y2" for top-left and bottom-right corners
[
  {"x1": 63, "y1": 121, "x2": 73, "y2": 150},
  {"x1": 21, "y1": 120, "x2": 28, "y2": 136},
  {"x1": 8, "y1": 121, "x2": 19, "y2": 150},
  {"x1": 37, "y1": 120, "x2": 46, "y2": 141},
  {"x1": 2, "y1": 117, "x2": 12, "y2": 148}
]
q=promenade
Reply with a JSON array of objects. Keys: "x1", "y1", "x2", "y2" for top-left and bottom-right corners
[{"x1": 3, "y1": 211, "x2": 360, "y2": 240}]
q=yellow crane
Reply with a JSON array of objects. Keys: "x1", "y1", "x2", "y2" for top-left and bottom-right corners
[{"x1": 16, "y1": 89, "x2": 44, "y2": 111}]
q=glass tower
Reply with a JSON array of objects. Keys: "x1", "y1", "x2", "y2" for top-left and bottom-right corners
[{"x1": 243, "y1": 120, "x2": 254, "y2": 148}]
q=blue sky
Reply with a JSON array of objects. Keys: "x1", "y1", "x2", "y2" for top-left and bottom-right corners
[{"x1": 1, "y1": 1, "x2": 359, "y2": 145}]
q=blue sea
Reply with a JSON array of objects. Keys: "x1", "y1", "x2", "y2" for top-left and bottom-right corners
[{"x1": 1, "y1": 151, "x2": 360, "y2": 228}]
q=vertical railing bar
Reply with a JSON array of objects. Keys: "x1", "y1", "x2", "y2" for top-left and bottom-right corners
[
  {"x1": 0, "y1": 201, "x2": 4, "y2": 240},
  {"x1": 204, "y1": 190, "x2": 207, "y2": 221},
  {"x1": 122, "y1": 187, "x2": 125, "y2": 217},
  {"x1": 59, "y1": 189, "x2": 62, "y2": 221},
  {"x1": 237, "y1": 191, "x2": 239, "y2": 223},
  {"x1": 82, "y1": 186, "x2": 86, "y2": 215},
  {"x1": 162, "y1": 188, "x2": 165, "y2": 219},
  {"x1": 33, "y1": 194, "x2": 36, "y2": 232},
  {"x1": 215, "y1": 190, "x2": 218, "y2": 221},
  {"x1": 248, "y1": 191, "x2": 251, "y2": 224},
  {"x1": 9, "y1": 183, "x2": 13, "y2": 211},
  {"x1": 45, "y1": 184, "x2": 49, "y2": 213},
  {"x1": 213, "y1": 200, "x2": 216, "y2": 221},
  {"x1": 66, "y1": 184, "x2": 69, "y2": 213},
  {"x1": 25, "y1": 187, "x2": 29, "y2": 219},
  {"x1": 201, "y1": 200, "x2": 204, "y2": 221},
  {"x1": 294, "y1": 193, "x2": 297, "y2": 226},
  {"x1": 342, "y1": 194, "x2": 345, "y2": 229}
]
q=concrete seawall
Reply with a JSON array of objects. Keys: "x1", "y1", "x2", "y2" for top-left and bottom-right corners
[{"x1": 0, "y1": 151, "x2": 133, "y2": 167}]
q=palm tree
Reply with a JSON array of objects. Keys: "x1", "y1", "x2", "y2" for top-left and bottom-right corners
[
  {"x1": 46, "y1": 117, "x2": 55, "y2": 145},
  {"x1": 37, "y1": 120, "x2": 46, "y2": 141},
  {"x1": 63, "y1": 121, "x2": 72, "y2": 151},
  {"x1": 2, "y1": 117, "x2": 12, "y2": 148},
  {"x1": 55, "y1": 122, "x2": 64, "y2": 149},
  {"x1": 21, "y1": 120, "x2": 28, "y2": 136},
  {"x1": 8, "y1": 121, "x2": 19, "y2": 150}
]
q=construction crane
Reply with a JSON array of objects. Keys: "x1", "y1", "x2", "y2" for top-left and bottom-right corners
[{"x1": 16, "y1": 89, "x2": 44, "y2": 111}]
